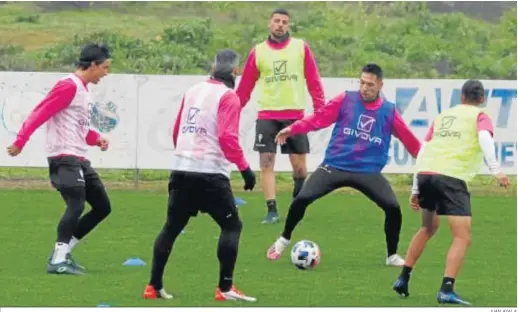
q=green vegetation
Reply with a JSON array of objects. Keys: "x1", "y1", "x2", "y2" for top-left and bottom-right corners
[{"x1": 0, "y1": 1, "x2": 516, "y2": 78}]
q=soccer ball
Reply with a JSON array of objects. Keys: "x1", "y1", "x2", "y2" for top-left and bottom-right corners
[{"x1": 290, "y1": 240, "x2": 321, "y2": 270}]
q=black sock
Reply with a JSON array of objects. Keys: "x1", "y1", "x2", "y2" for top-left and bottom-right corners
[
  {"x1": 149, "y1": 224, "x2": 182, "y2": 290},
  {"x1": 73, "y1": 189, "x2": 111, "y2": 240},
  {"x1": 281, "y1": 197, "x2": 309, "y2": 240},
  {"x1": 266, "y1": 199, "x2": 277, "y2": 213},
  {"x1": 292, "y1": 176, "x2": 306, "y2": 198},
  {"x1": 57, "y1": 187, "x2": 86, "y2": 243},
  {"x1": 73, "y1": 208, "x2": 111, "y2": 240},
  {"x1": 399, "y1": 265, "x2": 413, "y2": 281},
  {"x1": 440, "y1": 277, "x2": 455, "y2": 293},
  {"x1": 384, "y1": 209, "x2": 402, "y2": 256},
  {"x1": 217, "y1": 221, "x2": 242, "y2": 292}
]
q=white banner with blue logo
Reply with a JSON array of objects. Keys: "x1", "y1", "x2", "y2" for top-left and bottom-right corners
[{"x1": 0, "y1": 72, "x2": 515, "y2": 175}]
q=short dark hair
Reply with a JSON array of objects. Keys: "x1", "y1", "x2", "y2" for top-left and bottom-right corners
[
  {"x1": 213, "y1": 48, "x2": 240, "y2": 74},
  {"x1": 461, "y1": 79, "x2": 485, "y2": 103},
  {"x1": 362, "y1": 63, "x2": 383, "y2": 79},
  {"x1": 271, "y1": 8, "x2": 289, "y2": 17},
  {"x1": 77, "y1": 43, "x2": 111, "y2": 69}
]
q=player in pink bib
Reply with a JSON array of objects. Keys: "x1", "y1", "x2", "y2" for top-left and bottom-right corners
[{"x1": 7, "y1": 43, "x2": 112, "y2": 275}]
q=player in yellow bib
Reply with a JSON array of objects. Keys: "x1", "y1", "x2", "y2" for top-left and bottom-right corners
[
  {"x1": 236, "y1": 9, "x2": 325, "y2": 224},
  {"x1": 392, "y1": 80, "x2": 510, "y2": 305}
]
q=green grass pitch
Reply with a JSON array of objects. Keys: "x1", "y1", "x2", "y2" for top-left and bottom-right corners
[{"x1": 0, "y1": 187, "x2": 515, "y2": 307}]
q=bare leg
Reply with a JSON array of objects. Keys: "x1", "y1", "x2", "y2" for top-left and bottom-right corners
[
  {"x1": 289, "y1": 154, "x2": 307, "y2": 198},
  {"x1": 260, "y1": 153, "x2": 278, "y2": 224},
  {"x1": 404, "y1": 210, "x2": 440, "y2": 268},
  {"x1": 440, "y1": 216, "x2": 471, "y2": 293},
  {"x1": 393, "y1": 210, "x2": 439, "y2": 297}
]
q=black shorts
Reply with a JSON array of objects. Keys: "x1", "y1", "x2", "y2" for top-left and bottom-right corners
[
  {"x1": 167, "y1": 170, "x2": 238, "y2": 222},
  {"x1": 48, "y1": 155, "x2": 100, "y2": 191},
  {"x1": 417, "y1": 173, "x2": 471, "y2": 217},
  {"x1": 254, "y1": 119, "x2": 310, "y2": 154}
]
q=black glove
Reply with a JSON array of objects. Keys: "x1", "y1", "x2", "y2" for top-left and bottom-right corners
[{"x1": 240, "y1": 167, "x2": 256, "y2": 191}]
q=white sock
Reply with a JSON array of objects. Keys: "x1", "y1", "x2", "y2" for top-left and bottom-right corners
[
  {"x1": 69, "y1": 236, "x2": 80, "y2": 251},
  {"x1": 51, "y1": 243, "x2": 69, "y2": 264},
  {"x1": 279, "y1": 236, "x2": 290, "y2": 245}
]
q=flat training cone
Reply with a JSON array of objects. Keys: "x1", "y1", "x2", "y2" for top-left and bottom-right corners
[
  {"x1": 123, "y1": 257, "x2": 146, "y2": 266},
  {"x1": 234, "y1": 197, "x2": 247, "y2": 206},
  {"x1": 97, "y1": 303, "x2": 110, "y2": 307}
]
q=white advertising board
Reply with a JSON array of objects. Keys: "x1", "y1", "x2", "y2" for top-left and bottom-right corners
[{"x1": 0, "y1": 72, "x2": 515, "y2": 174}]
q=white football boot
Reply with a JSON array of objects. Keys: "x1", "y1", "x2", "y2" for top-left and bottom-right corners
[
  {"x1": 386, "y1": 254, "x2": 405, "y2": 267},
  {"x1": 267, "y1": 236, "x2": 290, "y2": 260},
  {"x1": 215, "y1": 285, "x2": 257, "y2": 302}
]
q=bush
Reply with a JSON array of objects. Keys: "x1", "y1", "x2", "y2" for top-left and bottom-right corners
[
  {"x1": 0, "y1": 44, "x2": 37, "y2": 71},
  {"x1": 36, "y1": 28, "x2": 211, "y2": 74},
  {"x1": 8, "y1": 2, "x2": 517, "y2": 79}
]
